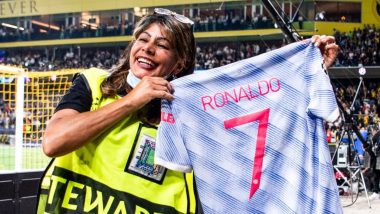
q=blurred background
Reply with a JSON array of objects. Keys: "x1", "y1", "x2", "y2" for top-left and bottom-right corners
[{"x1": 0, "y1": 0, "x2": 379, "y2": 213}]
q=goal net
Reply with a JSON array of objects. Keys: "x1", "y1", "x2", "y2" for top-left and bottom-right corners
[{"x1": 0, "y1": 65, "x2": 83, "y2": 172}]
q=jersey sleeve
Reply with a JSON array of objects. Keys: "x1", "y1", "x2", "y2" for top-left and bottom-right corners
[
  {"x1": 305, "y1": 44, "x2": 340, "y2": 123},
  {"x1": 155, "y1": 99, "x2": 193, "y2": 173}
]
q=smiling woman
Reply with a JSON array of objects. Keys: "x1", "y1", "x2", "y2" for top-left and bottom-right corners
[
  {"x1": 130, "y1": 23, "x2": 181, "y2": 79},
  {"x1": 37, "y1": 9, "x2": 200, "y2": 214},
  {"x1": 103, "y1": 10, "x2": 196, "y2": 96}
]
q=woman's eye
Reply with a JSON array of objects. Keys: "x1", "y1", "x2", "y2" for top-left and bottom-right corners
[
  {"x1": 158, "y1": 44, "x2": 169, "y2": 49},
  {"x1": 138, "y1": 38, "x2": 148, "y2": 42}
]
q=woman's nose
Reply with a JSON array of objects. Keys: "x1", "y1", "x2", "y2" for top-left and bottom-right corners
[{"x1": 142, "y1": 42, "x2": 155, "y2": 55}]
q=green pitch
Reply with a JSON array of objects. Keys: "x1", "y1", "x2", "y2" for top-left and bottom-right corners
[{"x1": 0, "y1": 144, "x2": 51, "y2": 171}]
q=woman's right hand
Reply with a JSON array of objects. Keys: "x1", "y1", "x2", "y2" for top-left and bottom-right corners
[{"x1": 126, "y1": 76, "x2": 174, "y2": 110}]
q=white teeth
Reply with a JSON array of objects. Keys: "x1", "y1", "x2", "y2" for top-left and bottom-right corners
[{"x1": 138, "y1": 58, "x2": 154, "y2": 66}]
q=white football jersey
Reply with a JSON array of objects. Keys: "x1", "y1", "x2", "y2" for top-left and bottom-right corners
[{"x1": 155, "y1": 40, "x2": 342, "y2": 214}]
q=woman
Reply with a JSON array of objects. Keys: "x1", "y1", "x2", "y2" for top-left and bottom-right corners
[
  {"x1": 38, "y1": 9, "x2": 199, "y2": 214},
  {"x1": 38, "y1": 8, "x2": 339, "y2": 213}
]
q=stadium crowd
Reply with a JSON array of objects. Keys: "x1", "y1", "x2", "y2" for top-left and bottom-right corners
[
  {"x1": 325, "y1": 80, "x2": 380, "y2": 145},
  {"x1": 0, "y1": 41, "x2": 282, "y2": 71},
  {"x1": 334, "y1": 24, "x2": 380, "y2": 67},
  {"x1": 1, "y1": 25, "x2": 379, "y2": 71},
  {"x1": 0, "y1": 12, "x2": 273, "y2": 42}
]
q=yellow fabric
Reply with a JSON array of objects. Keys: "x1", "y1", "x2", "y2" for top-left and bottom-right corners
[{"x1": 38, "y1": 68, "x2": 198, "y2": 213}]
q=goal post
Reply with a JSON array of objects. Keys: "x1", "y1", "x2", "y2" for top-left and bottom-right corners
[{"x1": 0, "y1": 65, "x2": 84, "y2": 173}]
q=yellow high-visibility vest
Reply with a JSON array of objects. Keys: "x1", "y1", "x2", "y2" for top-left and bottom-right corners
[{"x1": 37, "y1": 68, "x2": 198, "y2": 214}]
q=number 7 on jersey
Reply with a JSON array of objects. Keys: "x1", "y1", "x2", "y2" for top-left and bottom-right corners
[{"x1": 224, "y1": 108, "x2": 270, "y2": 199}]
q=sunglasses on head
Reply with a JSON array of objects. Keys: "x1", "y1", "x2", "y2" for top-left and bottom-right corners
[{"x1": 154, "y1": 8, "x2": 194, "y2": 25}]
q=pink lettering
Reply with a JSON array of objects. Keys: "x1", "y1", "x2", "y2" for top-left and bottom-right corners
[
  {"x1": 270, "y1": 78, "x2": 281, "y2": 92},
  {"x1": 247, "y1": 84, "x2": 254, "y2": 99},
  {"x1": 161, "y1": 112, "x2": 175, "y2": 124},
  {"x1": 167, "y1": 113, "x2": 175, "y2": 123},
  {"x1": 201, "y1": 96, "x2": 214, "y2": 111},
  {"x1": 225, "y1": 90, "x2": 238, "y2": 104},
  {"x1": 200, "y1": 77, "x2": 282, "y2": 112},
  {"x1": 214, "y1": 93, "x2": 226, "y2": 108},
  {"x1": 249, "y1": 83, "x2": 259, "y2": 98},
  {"x1": 238, "y1": 86, "x2": 251, "y2": 101},
  {"x1": 258, "y1": 80, "x2": 269, "y2": 95}
]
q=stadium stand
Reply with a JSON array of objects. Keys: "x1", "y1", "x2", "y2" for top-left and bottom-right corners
[
  {"x1": 0, "y1": 0, "x2": 380, "y2": 213},
  {"x1": 1, "y1": 23, "x2": 379, "y2": 71}
]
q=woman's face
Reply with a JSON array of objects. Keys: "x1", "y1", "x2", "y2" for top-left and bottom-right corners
[{"x1": 130, "y1": 23, "x2": 179, "y2": 79}]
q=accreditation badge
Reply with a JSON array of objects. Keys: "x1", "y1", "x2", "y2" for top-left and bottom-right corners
[{"x1": 125, "y1": 123, "x2": 167, "y2": 184}]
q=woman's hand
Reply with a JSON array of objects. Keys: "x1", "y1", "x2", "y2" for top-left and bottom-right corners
[
  {"x1": 126, "y1": 76, "x2": 174, "y2": 109},
  {"x1": 311, "y1": 35, "x2": 339, "y2": 69}
]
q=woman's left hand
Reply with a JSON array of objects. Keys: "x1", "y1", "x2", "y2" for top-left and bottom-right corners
[{"x1": 311, "y1": 35, "x2": 339, "y2": 69}]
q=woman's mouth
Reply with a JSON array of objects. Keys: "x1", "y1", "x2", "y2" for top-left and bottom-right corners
[{"x1": 137, "y1": 57, "x2": 157, "y2": 69}]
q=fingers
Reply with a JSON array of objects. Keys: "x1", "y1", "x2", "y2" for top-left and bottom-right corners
[
  {"x1": 158, "y1": 90, "x2": 175, "y2": 101},
  {"x1": 326, "y1": 43, "x2": 339, "y2": 58},
  {"x1": 126, "y1": 76, "x2": 175, "y2": 110},
  {"x1": 321, "y1": 35, "x2": 335, "y2": 43},
  {"x1": 325, "y1": 42, "x2": 339, "y2": 49},
  {"x1": 138, "y1": 76, "x2": 175, "y2": 100},
  {"x1": 324, "y1": 42, "x2": 339, "y2": 55},
  {"x1": 150, "y1": 82, "x2": 174, "y2": 100},
  {"x1": 323, "y1": 42, "x2": 339, "y2": 68},
  {"x1": 311, "y1": 35, "x2": 339, "y2": 69},
  {"x1": 312, "y1": 35, "x2": 336, "y2": 47},
  {"x1": 148, "y1": 77, "x2": 174, "y2": 95},
  {"x1": 311, "y1": 35, "x2": 319, "y2": 43}
]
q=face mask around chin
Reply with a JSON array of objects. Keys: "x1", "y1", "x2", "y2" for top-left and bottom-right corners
[
  {"x1": 126, "y1": 70, "x2": 141, "y2": 88},
  {"x1": 127, "y1": 70, "x2": 175, "y2": 88}
]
